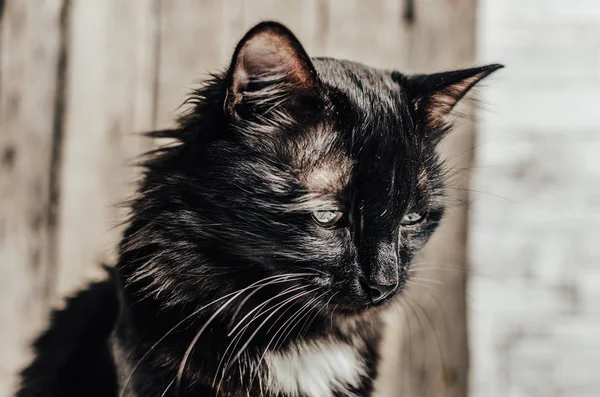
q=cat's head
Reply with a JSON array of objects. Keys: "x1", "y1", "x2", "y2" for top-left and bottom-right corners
[{"x1": 123, "y1": 22, "x2": 501, "y2": 315}]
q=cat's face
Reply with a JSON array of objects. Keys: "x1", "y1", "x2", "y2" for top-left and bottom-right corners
[
  {"x1": 129, "y1": 22, "x2": 501, "y2": 315},
  {"x1": 210, "y1": 57, "x2": 450, "y2": 313}
]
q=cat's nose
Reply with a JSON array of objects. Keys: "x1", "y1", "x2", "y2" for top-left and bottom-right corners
[{"x1": 369, "y1": 283, "x2": 397, "y2": 303}]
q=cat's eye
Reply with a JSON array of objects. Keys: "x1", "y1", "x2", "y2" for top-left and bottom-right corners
[
  {"x1": 312, "y1": 210, "x2": 343, "y2": 228},
  {"x1": 400, "y1": 212, "x2": 425, "y2": 227}
]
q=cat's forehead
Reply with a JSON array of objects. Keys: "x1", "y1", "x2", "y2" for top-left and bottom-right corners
[
  {"x1": 313, "y1": 58, "x2": 416, "y2": 152},
  {"x1": 289, "y1": 124, "x2": 353, "y2": 194},
  {"x1": 313, "y1": 58, "x2": 403, "y2": 107},
  {"x1": 287, "y1": 129, "x2": 424, "y2": 223},
  {"x1": 287, "y1": 59, "x2": 419, "y2": 195},
  {"x1": 288, "y1": 118, "x2": 422, "y2": 210},
  {"x1": 313, "y1": 58, "x2": 399, "y2": 90}
]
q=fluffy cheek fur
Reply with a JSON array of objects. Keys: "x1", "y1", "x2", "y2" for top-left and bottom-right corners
[{"x1": 201, "y1": 165, "x2": 368, "y2": 308}]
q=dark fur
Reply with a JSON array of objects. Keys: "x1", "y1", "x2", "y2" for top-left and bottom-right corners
[
  {"x1": 17, "y1": 22, "x2": 501, "y2": 397},
  {"x1": 17, "y1": 273, "x2": 119, "y2": 396}
]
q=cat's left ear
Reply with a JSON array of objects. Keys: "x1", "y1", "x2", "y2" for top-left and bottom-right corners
[
  {"x1": 405, "y1": 64, "x2": 503, "y2": 137},
  {"x1": 225, "y1": 21, "x2": 319, "y2": 119}
]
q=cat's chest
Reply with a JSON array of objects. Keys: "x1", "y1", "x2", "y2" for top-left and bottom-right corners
[{"x1": 263, "y1": 338, "x2": 367, "y2": 397}]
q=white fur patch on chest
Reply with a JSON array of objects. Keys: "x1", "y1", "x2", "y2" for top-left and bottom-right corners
[{"x1": 264, "y1": 339, "x2": 366, "y2": 397}]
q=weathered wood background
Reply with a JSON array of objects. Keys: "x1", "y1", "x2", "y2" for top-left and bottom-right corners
[{"x1": 0, "y1": 0, "x2": 481, "y2": 396}]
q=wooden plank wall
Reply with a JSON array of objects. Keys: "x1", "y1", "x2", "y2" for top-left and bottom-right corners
[
  {"x1": 0, "y1": 0, "x2": 67, "y2": 393},
  {"x1": 0, "y1": 1, "x2": 477, "y2": 395}
]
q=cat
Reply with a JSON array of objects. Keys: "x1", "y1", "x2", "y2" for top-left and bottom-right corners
[{"x1": 17, "y1": 21, "x2": 502, "y2": 397}]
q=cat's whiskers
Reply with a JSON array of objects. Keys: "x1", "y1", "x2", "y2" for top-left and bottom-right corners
[
  {"x1": 268, "y1": 290, "x2": 337, "y2": 348},
  {"x1": 244, "y1": 289, "x2": 326, "y2": 391},
  {"x1": 173, "y1": 273, "x2": 316, "y2": 395},
  {"x1": 226, "y1": 288, "x2": 317, "y2": 370},
  {"x1": 269, "y1": 291, "x2": 325, "y2": 353},
  {"x1": 246, "y1": 289, "x2": 331, "y2": 397},
  {"x1": 171, "y1": 272, "x2": 316, "y2": 395},
  {"x1": 397, "y1": 295, "x2": 429, "y2": 390},
  {"x1": 410, "y1": 260, "x2": 466, "y2": 269},
  {"x1": 174, "y1": 285, "x2": 271, "y2": 396},
  {"x1": 405, "y1": 280, "x2": 439, "y2": 296},
  {"x1": 227, "y1": 283, "x2": 309, "y2": 337},
  {"x1": 330, "y1": 303, "x2": 340, "y2": 329},
  {"x1": 410, "y1": 261, "x2": 502, "y2": 284},
  {"x1": 215, "y1": 284, "x2": 309, "y2": 382},
  {"x1": 408, "y1": 276, "x2": 444, "y2": 286},
  {"x1": 298, "y1": 290, "x2": 332, "y2": 339},
  {"x1": 295, "y1": 265, "x2": 329, "y2": 277},
  {"x1": 119, "y1": 273, "x2": 306, "y2": 397},
  {"x1": 402, "y1": 291, "x2": 449, "y2": 397},
  {"x1": 227, "y1": 278, "x2": 301, "y2": 329},
  {"x1": 241, "y1": 289, "x2": 327, "y2": 393},
  {"x1": 444, "y1": 185, "x2": 515, "y2": 203},
  {"x1": 402, "y1": 262, "x2": 476, "y2": 395},
  {"x1": 218, "y1": 290, "x2": 314, "y2": 392},
  {"x1": 216, "y1": 287, "x2": 318, "y2": 394},
  {"x1": 160, "y1": 378, "x2": 175, "y2": 397},
  {"x1": 392, "y1": 299, "x2": 412, "y2": 396},
  {"x1": 409, "y1": 261, "x2": 495, "y2": 305}
]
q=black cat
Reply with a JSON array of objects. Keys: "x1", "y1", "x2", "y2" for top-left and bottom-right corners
[{"x1": 17, "y1": 21, "x2": 501, "y2": 397}]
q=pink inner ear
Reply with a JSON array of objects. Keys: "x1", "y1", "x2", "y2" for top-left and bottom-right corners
[
  {"x1": 428, "y1": 73, "x2": 485, "y2": 124},
  {"x1": 234, "y1": 30, "x2": 315, "y2": 91},
  {"x1": 241, "y1": 35, "x2": 290, "y2": 75}
]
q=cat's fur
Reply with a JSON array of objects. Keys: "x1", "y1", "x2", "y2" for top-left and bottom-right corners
[{"x1": 17, "y1": 22, "x2": 501, "y2": 397}]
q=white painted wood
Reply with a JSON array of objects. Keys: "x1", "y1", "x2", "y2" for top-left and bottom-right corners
[{"x1": 471, "y1": 1, "x2": 600, "y2": 396}]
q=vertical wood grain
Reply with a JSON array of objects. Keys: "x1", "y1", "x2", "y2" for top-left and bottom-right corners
[
  {"x1": 0, "y1": 1, "x2": 66, "y2": 394},
  {"x1": 155, "y1": 0, "x2": 230, "y2": 130},
  {"x1": 241, "y1": 0, "x2": 320, "y2": 53},
  {"x1": 56, "y1": 0, "x2": 158, "y2": 298},
  {"x1": 0, "y1": 1, "x2": 478, "y2": 396},
  {"x1": 320, "y1": 0, "x2": 412, "y2": 70}
]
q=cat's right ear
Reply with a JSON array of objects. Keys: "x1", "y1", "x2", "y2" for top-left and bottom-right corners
[{"x1": 224, "y1": 21, "x2": 319, "y2": 119}]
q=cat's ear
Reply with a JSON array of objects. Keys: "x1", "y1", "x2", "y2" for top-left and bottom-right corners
[
  {"x1": 405, "y1": 64, "x2": 503, "y2": 136},
  {"x1": 225, "y1": 21, "x2": 318, "y2": 119}
]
